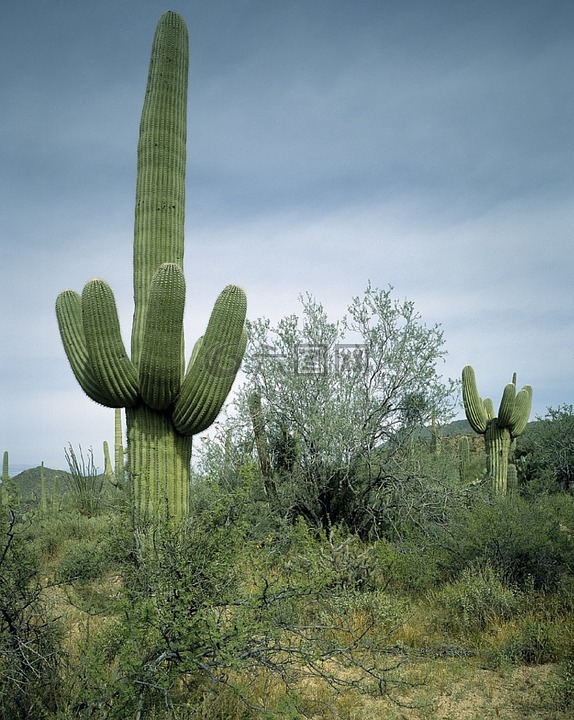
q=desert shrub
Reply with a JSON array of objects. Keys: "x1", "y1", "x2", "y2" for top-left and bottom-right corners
[
  {"x1": 56, "y1": 539, "x2": 108, "y2": 583},
  {"x1": 305, "y1": 524, "x2": 393, "y2": 591},
  {"x1": 548, "y1": 648, "x2": 574, "y2": 712},
  {"x1": 189, "y1": 460, "x2": 282, "y2": 543},
  {"x1": 431, "y1": 565, "x2": 522, "y2": 637},
  {"x1": 517, "y1": 405, "x2": 574, "y2": 493},
  {"x1": 435, "y1": 494, "x2": 574, "y2": 591},
  {"x1": 549, "y1": 574, "x2": 574, "y2": 616},
  {"x1": 62, "y1": 510, "x2": 400, "y2": 719},
  {"x1": 64, "y1": 445, "x2": 105, "y2": 517},
  {"x1": 317, "y1": 588, "x2": 409, "y2": 648},
  {"x1": 259, "y1": 518, "x2": 397, "y2": 594},
  {"x1": 33, "y1": 511, "x2": 130, "y2": 570},
  {"x1": 385, "y1": 537, "x2": 445, "y2": 592},
  {"x1": 503, "y1": 616, "x2": 560, "y2": 665},
  {"x1": 0, "y1": 509, "x2": 64, "y2": 718}
]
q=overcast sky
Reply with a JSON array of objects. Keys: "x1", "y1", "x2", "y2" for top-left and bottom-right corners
[{"x1": 1, "y1": 0, "x2": 573, "y2": 471}]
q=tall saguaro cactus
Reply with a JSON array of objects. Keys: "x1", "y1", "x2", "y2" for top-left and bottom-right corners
[
  {"x1": 56, "y1": 13, "x2": 247, "y2": 527},
  {"x1": 461, "y1": 365, "x2": 532, "y2": 494}
]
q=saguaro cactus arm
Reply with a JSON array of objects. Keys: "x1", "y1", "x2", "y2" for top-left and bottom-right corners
[
  {"x1": 173, "y1": 285, "x2": 248, "y2": 436},
  {"x1": 461, "y1": 365, "x2": 488, "y2": 433},
  {"x1": 81, "y1": 280, "x2": 139, "y2": 407},
  {"x1": 139, "y1": 263, "x2": 186, "y2": 410},
  {"x1": 497, "y1": 383, "x2": 516, "y2": 427},
  {"x1": 509, "y1": 385, "x2": 532, "y2": 437},
  {"x1": 56, "y1": 290, "x2": 123, "y2": 407}
]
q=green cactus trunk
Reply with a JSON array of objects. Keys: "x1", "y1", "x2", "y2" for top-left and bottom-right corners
[
  {"x1": 52, "y1": 473, "x2": 60, "y2": 513},
  {"x1": 484, "y1": 420, "x2": 511, "y2": 494},
  {"x1": 128, "y1": 13, "x2": 188, "y2": 517},
  {"x1": 126, "y1": 406, "x2": 191, "y2": 525},
  {"x1": 56, "y1": 13, "x2": 247, "y2": 531}
]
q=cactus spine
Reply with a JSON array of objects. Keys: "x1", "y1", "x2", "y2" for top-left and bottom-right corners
[
  {"x1": 461, "y1": 365, "x2": 532, "y2": 494},
  {"x1": 56, "y1": 13, "x2": 247, "y2": 528}
]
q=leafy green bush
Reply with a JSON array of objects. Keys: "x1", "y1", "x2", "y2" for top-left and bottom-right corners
[
  {"x1": 431, "y1": 565, "x2": 522, "y2": 637},
  {"x1": 503, "y1": 616, "x2": 560, "y2": 665},
  {"x1": 436, "y1": 494, "x2": 574, "y2": 591},
  {"x1": 56, "y1": 539, "x2": 108, "y2": 582},
  {"x1": 548, "y1": 648, "x2": 574, "y2": 712},
  {"x1": 385, "y1": 538, "x2": 444, "y2": 592},
  {"x1": 517, "y1": 405, "x2": 574, "y2": 493}
]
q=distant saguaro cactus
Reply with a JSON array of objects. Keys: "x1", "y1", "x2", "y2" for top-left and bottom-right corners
[
  {"x1": 248, "y1": 392, "x2": 272, "y2": 482},
  {"x1": 40, "y1": 461, "x2": 47, "y2": 515},
  {"x1": 461, "y1": 365, "x2": 532, "y2": 494},
  {"x1": 1, "y1": 450, "x2": 18, "y2": 508},
  {"x1": 0, "y1": 451, "x2": 5, "y2": 506},
  {"x1": 458, "y1": 435, "x2": 470, "y2": 483},
  {"x1": 430, "y1": 409, "x2": 442, "y2": 456},
  {"x1": 56, "y1": 13, "x2": 247, "y2": 528},
  {"x1": 507, "y1": 462, "x2": 518, "y2": 495}
]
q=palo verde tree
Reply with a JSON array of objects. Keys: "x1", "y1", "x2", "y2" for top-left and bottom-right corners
[
  {"x1": 231, "y1": 285, "x2": 456, "y2": 534},
  {"x1": 462, "y1": 365, "x2": 532, "y2": 494},
  {"x1": 56, "y1": 13, "x2": 247, "y2": 529}
]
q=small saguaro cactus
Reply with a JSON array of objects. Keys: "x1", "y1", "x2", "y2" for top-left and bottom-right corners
[
  {"x1": 430, "y1": 409, "x2": 442, "y2": 456},
  {"x1": 1, "y1": 450, "x2": 18, "y2": 508},
  {"x1": 507, "y1": 462, "x2": 518, "y2": 495},
  {"x1": 0, "y1": 451, "x2": 5, "y2": 506},
  {"x1": 40, "y1": 461, "x2": 47, "y2": 515},
  {"x1": 461, "y1": 365, "x2": 532, "y2": 494},
  {"x1": 56, "y1": 12, "x2": 247, "y2": 528},
  {"x1": 458, "y1": 435, "x2": 470, "y2": 483},
  {"x1": 248, "y1": 392, "x2": 273, "y2": 481}
]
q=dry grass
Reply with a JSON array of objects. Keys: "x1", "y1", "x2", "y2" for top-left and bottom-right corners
[{"x1": 189, "y1": 655, "x2": 567, "y2": 720}]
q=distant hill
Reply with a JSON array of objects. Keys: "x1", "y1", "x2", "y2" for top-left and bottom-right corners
[
  {"x1": 9, "y1": 466, "x2": 73, "y2": 502},
  {"x1": 415, "y1": 417, "x2": 540, "y2": 441},
  {"x1": 414, "y1": 418, "x2": 473, "y2": 440}
]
